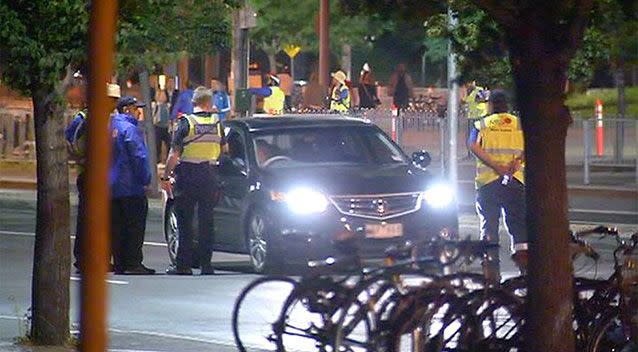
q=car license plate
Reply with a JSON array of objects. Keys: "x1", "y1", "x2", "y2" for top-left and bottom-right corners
[{"x1": 365, "y1": 223, "x2": 403, "y2": 239}]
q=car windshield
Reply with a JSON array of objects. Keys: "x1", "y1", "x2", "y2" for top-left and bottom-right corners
[{"x1": 252, "y1": 125, "x2": 407, "y2": 168}]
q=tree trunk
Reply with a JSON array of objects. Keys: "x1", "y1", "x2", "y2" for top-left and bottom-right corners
[
  {"x1": 509, "y1": 32, "x2": 575, "y2": 352},
  {"x1": 30, "y1": 85, "x2": 71, "y2": 345},
  {"x1": 139, "y1": 68, "x2": 158, "y2": 194},
  {"x1": 341, "y1": 43, "x2": 352, "y2": 80},
  {"x1": 267, "y1": 51, "x2": 277, "y2": 73}
]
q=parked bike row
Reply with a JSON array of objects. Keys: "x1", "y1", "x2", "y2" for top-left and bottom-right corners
[{"x1": 232, "y1": 227, "x2": 638, "y2": 352}]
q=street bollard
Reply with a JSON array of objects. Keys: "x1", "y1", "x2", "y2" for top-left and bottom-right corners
[
  {"x1": 583, "y1": 119, "x2": 591, "y2": 185},
  {"x1": 595, "y1": 99, "x2": 604, "y2": 156}
]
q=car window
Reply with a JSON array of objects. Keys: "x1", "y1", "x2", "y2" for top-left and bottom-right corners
[
  {"x1": 227, "y1": 131, "x2": 246, "y2": 162},
  {"x1": 252, "y1": 126, "x2": 407, "y2": 168}
]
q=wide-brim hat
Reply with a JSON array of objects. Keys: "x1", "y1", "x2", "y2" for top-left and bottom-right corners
[
  {"x1": 107, "y1": 83, "x2": 121, "y2": 98},
  {"x1": 331, "y1": 70, "x2": 347, "y2": 84}
]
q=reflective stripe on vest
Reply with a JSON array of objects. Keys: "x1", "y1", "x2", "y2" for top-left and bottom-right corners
[
  {"x1": 474, "y1": 113, "x2": 525, "y2": 189},
  {"x1": 263, "y1": 87, "x2": 285, "y2": 115},
  {"x1": 180, "y1": 114, "x2": 223, "y2": 163},
  {"x1": 330, "y1": 86, "x2": 351, "y2": 112}
]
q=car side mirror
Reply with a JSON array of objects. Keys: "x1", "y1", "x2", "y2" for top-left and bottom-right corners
[{"x1": 412, "y1": 151, "x2": 431, "y2": 169}]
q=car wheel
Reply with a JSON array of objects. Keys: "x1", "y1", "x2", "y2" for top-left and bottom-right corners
[
  {"x1": 164, "y1": 201, "x2": 178, "y2": 265},
  {"x1": 247, "y1": 210, "x2": 281, "y2": 274}
]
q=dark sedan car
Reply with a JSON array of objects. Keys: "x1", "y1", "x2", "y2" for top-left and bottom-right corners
[{"x1": 163, "y1": 116, "x2": 458, "y2": 273}]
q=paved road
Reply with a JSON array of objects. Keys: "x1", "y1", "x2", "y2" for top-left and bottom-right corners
[{"x1": 0, "y1": 191, "x2": 635, "y2": 351}]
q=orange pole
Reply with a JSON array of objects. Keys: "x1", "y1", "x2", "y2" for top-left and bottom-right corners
[
  {"x1": 83, "y1": 1, "x2": 118, "y2": 351},
  {"x1": 595, "y1": 99, "x2": 604, "y2": 156}
]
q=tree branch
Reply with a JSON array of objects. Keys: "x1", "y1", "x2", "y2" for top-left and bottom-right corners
[
  {"x1": 566, "y1": 0, "x2": 594, "y2": 52},
  {"x1": 471, "y1": 0, "x2": 518, "y2": 30}
]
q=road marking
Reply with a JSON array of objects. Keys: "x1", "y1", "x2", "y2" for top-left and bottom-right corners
[
  {"x1": 70, "y1": 276, "x2": 129, "y2": 285},
  {"x1": 108, "y1": 328, "x2": 238, "y2": 348},
  {"x1": 0, "y1": 230, "x2": 168, "y2": 247},
  {"x1": 0, "y1": 315, "x2": 25, "y2": 320},
  {"x1": 570, "y1": 208, "x2": 638, "y2": 216}
]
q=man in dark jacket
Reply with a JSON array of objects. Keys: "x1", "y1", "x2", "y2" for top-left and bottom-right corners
[{"x1": 110, "y1": 96, "x2": 155, "y2": 275}]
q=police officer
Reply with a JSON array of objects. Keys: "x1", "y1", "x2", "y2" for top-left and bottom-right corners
[
  {"x1": 463, "y1": 81, "x2": 489, "y2": 158},
  {"x1": 111, "y1": 96, "x2": 155, "y2": 275},
  {"x1": 161, "y1": 87, "x2": 225, "y2": 275},
  {"x1": 467, "y1": 90, "x2": 527, "y2": 283},
  {"x1": 65, "y1": 81, "x2": 120, "y2": 271},
  {"x1": 329, "y1": 70, "x2": 351, "y2": 112},
  {"x1": 249, "y1": 74, "x2": 286, "y2": 115}
]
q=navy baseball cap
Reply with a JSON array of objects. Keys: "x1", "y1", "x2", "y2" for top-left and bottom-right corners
[{"x1": 116, "y1": 96, "x2": 146, "y2": 112}]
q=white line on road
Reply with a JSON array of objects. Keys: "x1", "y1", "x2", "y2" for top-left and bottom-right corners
[
  {"x1": 0, "y1": 230, "x2": 168, "y2": 247},
  {"x1": 108, "y1": 328, "x2": 237, "y2": 348},
  {"x1": 70, "y1": 276, "x2": 129, "y2": 285},
  {"x1": 0, "y1": 315, "x2": 24, "y2": 320}
]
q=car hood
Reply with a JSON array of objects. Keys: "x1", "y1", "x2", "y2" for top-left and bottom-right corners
[{"x1": 261, "y1": 163, "x2": 436, "y2": 195}]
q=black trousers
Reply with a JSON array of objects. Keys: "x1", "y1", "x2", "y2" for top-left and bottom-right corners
[
  {"x1": 155, "y1": 125, "x2": 171, "y2": 162},
  {"x1": 476, "y1": 179, "x2": 527, "y2": 280},
  {"x1": 73, "y1": 172, "x2": 86, "y2": 267},
  {"x1": 111, "y1": 196, "x2": 148, "y2": 270},
  {"x1": 173, "y1": 164, "x2": 221, "y2": 269}
]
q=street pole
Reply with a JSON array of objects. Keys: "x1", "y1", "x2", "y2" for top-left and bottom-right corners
[
  {"x1": 319, "y1": 0, "x2": 330, "y2": 89},
  {"x1": 232, "y1": 5, "x2": 254, "y2": 117},
  {"x1": 446, "y1": 6, "x2": 459, "y2": 190},
  {"x1": 84, "y1": 0, "x2": 118, "y2": 351}
]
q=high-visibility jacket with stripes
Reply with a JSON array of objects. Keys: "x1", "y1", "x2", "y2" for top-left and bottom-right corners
[
  {"x1": 180, "y1": 113, "x2": 223, "y2": 163},
  {"x1": 330, "y1": 85, "x2": 351, "y2": 112},
  {"x1": 474, "y1": 113, "x2": 525, "y2": 189},
  {"x1": 466, "y1": 86, "x2": 488, "y2": 119},
  {"x1": 263, "y1": 86, "x2": 285, "y2": 115}
]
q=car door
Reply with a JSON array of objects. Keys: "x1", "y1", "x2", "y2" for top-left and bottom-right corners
[{"x1": 214, "y1": 128, "x2": 251, "y2": 252}]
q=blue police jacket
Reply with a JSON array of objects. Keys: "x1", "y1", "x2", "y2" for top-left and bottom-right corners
[
  {"x1": 110, "y1": 113, "x2": 152, "y2": 198},
  {"x1": 170, "y1": 88, "x2": 194, "y2": 120}
]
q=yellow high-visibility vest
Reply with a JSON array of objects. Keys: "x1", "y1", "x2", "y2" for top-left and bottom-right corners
[
  {"x1": 474, "y1": 113, "x2": 525, "y2": 189},
  {"x1": 263, "y1": 87, "x2": 285, "y2": 115},
  {"x1": 180, "y1": 113, "x2": 223, "y2": 163},
  {"x1": 466, "y1": 86, "x2": 488, "y2": 119},
  {"x1": 330, "y1": 85, "x2": 351, "y2": 112}
]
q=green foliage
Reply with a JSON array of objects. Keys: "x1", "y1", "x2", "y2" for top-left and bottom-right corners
[
  {"x1": 117, "y1": 0, "x2": 236, "y2": 69},
  {"x1": 0, "y1": 1, "x2": 88, "y2": 94},
  {"x1": 250, "y1": 0, "x2": 389, "y2": 58},
  {"x1": 566, "y1": 87, "x2": 638, "y2": 117}
]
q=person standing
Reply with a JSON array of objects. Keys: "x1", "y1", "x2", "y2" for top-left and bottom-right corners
[
  {"x1": 249, "y1": 74, "x2": 285, "y2": 116},
  {"x1": 170, "y1": 79, "x2": 198, "y2": 120},
  {"x1": 65, "y1": 81, "x2": 121, "y2": 271},
  {"x1": 161, "y1": 87, "x2": 225, "y2": 275},
  {"x1": 467, "y1": 90, "x2": 527, "y2": 283},
  {"x1": 358, "y1": 63, "x2": 379, "y2": 109},
  {"x1": 277, "y1": 68, "x2": 293, "y2": 111},
  {"x1": 152, "y1": 88, "x2": 171, "y2": 163},
  {"x1": 110, "y1": 96, "x2": 155, "y2": 275},
  {"x1": 463, "y1": 81, "x2": 490, "y2": 158},
  {"x1": 387, "y1": 63, "x2": 414, "y2": 109},
  {"x1": 329, "y1": 70, "x2": 351, "y2": 112},
  {"x1": 211, "y1": 79, "x2": 231, "y2": 120}
]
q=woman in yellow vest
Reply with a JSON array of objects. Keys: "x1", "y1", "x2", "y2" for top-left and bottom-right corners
[
  {"x1": 249, "y1": 75, "x2": 285, "y2": 115},
  {"x1": 329, "y1": 70, "x2": 351, "y2": 112},
  {"x1": 467, "y1": 90, "x2": 527, "y2": 283}
]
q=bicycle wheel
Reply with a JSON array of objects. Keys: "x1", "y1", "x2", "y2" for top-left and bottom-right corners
[
  {"x1": 587, "y1": 308, "x2": 636, "y2": 352},
  {"x1": 466, "y1": 288, "x2": 525, "y2": 351},
  {"x1": 332, "y1": 277, "x2": 400, "y2": 351},
  {"x1": 232, "y1": 276, "x2": 297, "y2": 352},
  {"x1": 273, "y1": 277, "x2": 349, "y2": 351},
  {"x1": 418, "y1": 292, "x2": 480, "y2": 351}
]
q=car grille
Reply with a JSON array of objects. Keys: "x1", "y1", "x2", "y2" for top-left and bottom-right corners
[{"x1": 329, "y1": 192, "x2": 422, "y2": 220}]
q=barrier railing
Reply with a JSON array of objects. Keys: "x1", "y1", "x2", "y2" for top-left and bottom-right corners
[{"x1": 582, "y1": 117, "x2": 637, "y2": 186}]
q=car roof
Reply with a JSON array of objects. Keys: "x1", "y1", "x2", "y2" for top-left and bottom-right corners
[{"x1": 227, "y1": 115, "x2": 373, "y2": 132}]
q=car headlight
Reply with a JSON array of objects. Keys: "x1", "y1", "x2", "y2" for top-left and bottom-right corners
[
  {"x1": 422, "y1": 184, "x2": 454, "y2": 209},
  {"x1": 272, "y1": 188, "x2": 329, "y2": 214}
]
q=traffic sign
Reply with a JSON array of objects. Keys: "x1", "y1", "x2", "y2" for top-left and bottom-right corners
[{"x1": 283, "y1": 44, "x2": 301, "y2": 58}]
